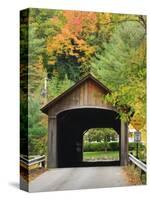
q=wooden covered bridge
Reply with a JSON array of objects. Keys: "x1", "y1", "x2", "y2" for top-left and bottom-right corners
[{"x1": 41, "y1": 74, "x2": 128, "y2": 168}]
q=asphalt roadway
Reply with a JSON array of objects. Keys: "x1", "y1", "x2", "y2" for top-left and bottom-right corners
[{"x1": 28, "y1": 166, "x2": 131, "y2": 192}]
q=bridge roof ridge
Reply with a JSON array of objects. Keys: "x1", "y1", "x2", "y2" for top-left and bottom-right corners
[{"x1": 41, "y1": 73, "x2": 111, "y2": 114}]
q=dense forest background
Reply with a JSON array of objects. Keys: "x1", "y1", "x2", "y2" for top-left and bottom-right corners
[{"x1": 20, "y1": 9, "x2": 146, "y2": 156}]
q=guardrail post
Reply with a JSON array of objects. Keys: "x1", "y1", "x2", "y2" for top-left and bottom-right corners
[{"x1": 41, "y1": 160, "x2": 46, "y2": 168}]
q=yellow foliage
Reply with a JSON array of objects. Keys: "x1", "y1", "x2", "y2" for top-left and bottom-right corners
[{"x1": 141, "y1": 125, "x2": 147, "y2": 145}]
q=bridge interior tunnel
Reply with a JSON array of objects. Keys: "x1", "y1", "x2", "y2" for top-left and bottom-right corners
[{"x1": 57, "y1": 108, "x2": 121, "y2": 168}]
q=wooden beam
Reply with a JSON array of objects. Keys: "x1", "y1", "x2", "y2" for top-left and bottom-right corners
[
  {"x1": 120, "y1": 121, "x2": 128, "y2": 166},
  {"x1": 48, "y1": 117, "x2": 57, "y2": 168}
]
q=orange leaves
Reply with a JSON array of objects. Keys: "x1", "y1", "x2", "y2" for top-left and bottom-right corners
[
  {"x1": 63, "y1": 10, "x2": 97, "y2": 35},
  {"x1": 47, "y1": 10, "x2": 98, "y2": 66}
]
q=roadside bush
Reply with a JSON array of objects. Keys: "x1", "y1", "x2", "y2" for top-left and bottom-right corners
[
  {"x1": 128, "y1": 142, "x2": 145, "y2": 151},
  {"x1": 83, "y1": 142, "x2": 111, "y2": 152},
  {"x1": 84, "y1": 142, "x2": 101, "y2": 152},
  {"x1": 109, "y1": 141, "x2": 119, "y2": 151},
  {"x1": 128, "y1": 142, "x2": 136, "y2": 151},
  {"x1": 83, "y1": 142, "x2": 145, "y2": 152}
]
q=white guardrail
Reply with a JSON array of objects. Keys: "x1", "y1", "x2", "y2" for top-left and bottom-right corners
[
  {"x1": 20, "y1": 155, "x2": 46, "y2": 166},
  {"x1": 128, "y1": 153, "x2": 147, "y2": 173}
]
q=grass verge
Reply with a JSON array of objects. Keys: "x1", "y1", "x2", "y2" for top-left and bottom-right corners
[
  {"x1": 123, "y1": 165, "x2": 146, "y2": 185},
  {"x1": 83, "y1": 151, "x2": 119, "y2": 161}
]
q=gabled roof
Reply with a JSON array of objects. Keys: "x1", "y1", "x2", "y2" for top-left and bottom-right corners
[{"x1": 41, "y1": 74, "x2": 111, "y2": 114}]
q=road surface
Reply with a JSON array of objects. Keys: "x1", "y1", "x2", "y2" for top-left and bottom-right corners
[{"x1": 28, "y1": 166, "x2": 131, "y2": 192}]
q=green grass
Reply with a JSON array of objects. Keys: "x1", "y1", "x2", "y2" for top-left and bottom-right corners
[{"x1": 83, "y1": 151, "x2": 119, "y2": 161}]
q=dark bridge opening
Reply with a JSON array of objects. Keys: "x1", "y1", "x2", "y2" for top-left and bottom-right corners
[{"x1": 57, "y1": 107, "x2": 121, "y2": 168}]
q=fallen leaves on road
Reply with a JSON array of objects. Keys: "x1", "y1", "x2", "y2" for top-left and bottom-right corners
[{"x1": 20, "y1": 167, "x2": 47, "y2": 182}]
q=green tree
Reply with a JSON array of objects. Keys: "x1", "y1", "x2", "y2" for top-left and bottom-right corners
[
  {"x1": 28, "y1": 97, "x2": 47, "y2": 155},
  {"x1": 91, "y1": 20, "x2": 146, "y2": 121},
  {"x1": 47, "y1": 73, "x2": 74, "y2": 100},
  {"x1": 84, "y1": 128, "x2": 118, "y2": 152}
]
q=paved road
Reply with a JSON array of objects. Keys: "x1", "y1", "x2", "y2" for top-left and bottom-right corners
[{"x1": 29, "y1": 166, "x2": 131, "y2": 192}]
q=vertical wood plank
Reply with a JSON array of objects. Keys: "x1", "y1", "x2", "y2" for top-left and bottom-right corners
[
  {"x1": 84, "y1": 81, "x2": 88, "y2": 105},
  {"x1": 48, "y1": 116, "x2": 57, "y2": 168},
  {"x1": 120, "y1": 121, "x2": 128, "y2": 166}
]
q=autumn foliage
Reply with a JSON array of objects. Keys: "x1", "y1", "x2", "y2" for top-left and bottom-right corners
[{"x1": 20, "y1": 9, "x2": 146, "y2": 156}]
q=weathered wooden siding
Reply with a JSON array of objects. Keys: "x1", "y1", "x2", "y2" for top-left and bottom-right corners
[{"x1": 48, "y1": 79, "x2": 112, "y2": 116}]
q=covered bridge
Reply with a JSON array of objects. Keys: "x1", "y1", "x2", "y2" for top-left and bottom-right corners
[{"x1": 41, "y1": 74, "x2": 128, "y2": 168}]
